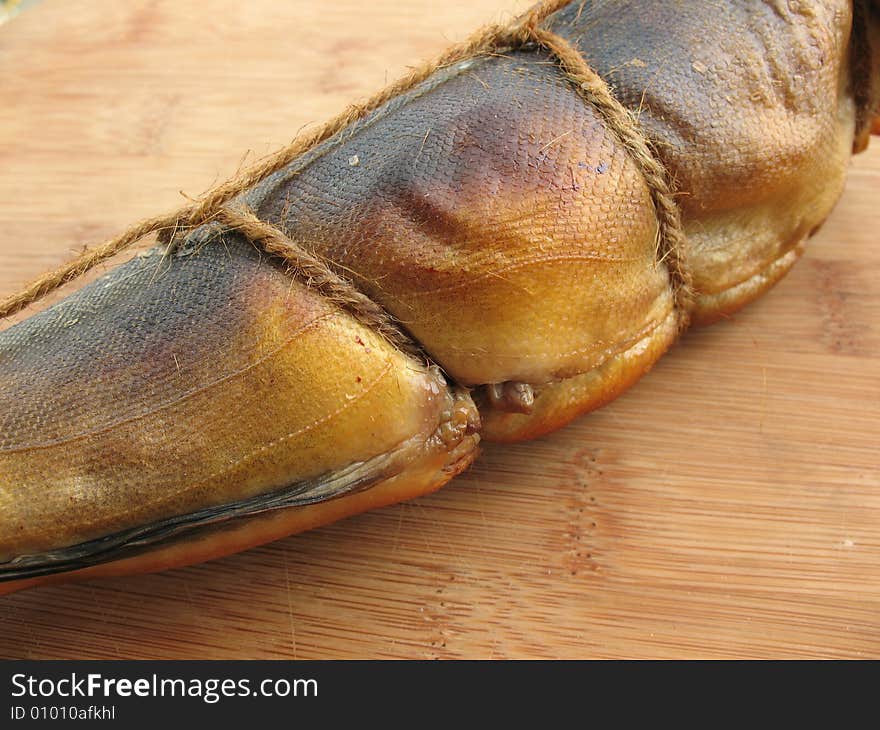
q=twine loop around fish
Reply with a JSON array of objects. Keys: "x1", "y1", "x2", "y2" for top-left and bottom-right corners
[{"x1": 0, "y1": 0, "x2": 693, "y2": 334}]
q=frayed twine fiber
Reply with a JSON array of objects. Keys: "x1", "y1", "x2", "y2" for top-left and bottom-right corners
[
  {"x1": 0, "y1": 0, "x2": 691, "y2": 339},
  {"x1": 215, "y1": 207, "x2": 424, "y2": 357}
]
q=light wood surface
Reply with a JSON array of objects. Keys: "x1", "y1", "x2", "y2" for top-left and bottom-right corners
[{"x1": 0, "y1": 0, "x2": 878, "y2": 659}]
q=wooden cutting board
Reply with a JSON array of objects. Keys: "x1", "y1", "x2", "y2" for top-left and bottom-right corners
[{"x1": 0, "y1": 0, "x2": 878, "y2": 659}]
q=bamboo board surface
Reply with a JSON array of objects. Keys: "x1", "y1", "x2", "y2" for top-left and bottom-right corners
[{"x1": 0, "y1": 0, "x2": 878, "y2": 659}]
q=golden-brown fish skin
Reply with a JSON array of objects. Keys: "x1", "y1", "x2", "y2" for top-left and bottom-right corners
[
  {"x1": 480, "y1": 309, "x2": 679, "y2": 442},
  {"x1": 0, "y1": 424, "x2": 479, "y2": 596},
  {"x1": 549, "y1": 0, "x2": 863, "y2": 323},
  {"x1": 247, "y1": 0, "x2": 877, "y2": 437},
  {"x1": 1, "y1": 0, "x2": 878, "y2": 592},
  {"x1": 253, "y1": 48, "x2": 676, "y2": 390},
  {"x1": 0, "y1": 233, "x2": 480, "y2": 576}
]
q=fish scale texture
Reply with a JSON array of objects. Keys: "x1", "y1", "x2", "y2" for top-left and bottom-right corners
[
  {"x1": 0, "y1": 244, "x2": 271, "y2": 450},
  {"x1": 548, "y1": 0, "x2": 856, "y2": 300},
  {"x1": 250, "y1": 48, "x2": 671, "y2": 386},
  {"x1": 0, "y1": 237, "x2": 454, "y2": 561},
  {"x1": 0, "y1": 0, "x2": 872, "y2": 576}
]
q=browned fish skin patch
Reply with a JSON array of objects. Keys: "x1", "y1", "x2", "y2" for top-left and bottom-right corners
[
  {"x1": 0, "y1": 383, "x2": 479, "y2": 581},
  {"x1": 253, "y1": 49, "x2": 674, "y2": 388},
  {"x1": 548, "y1": 0, "x2": 857, "y2": 305},
  {"x1": 0, "y1": 0, "x2": 875, "y2": 590},
  {"x1": 0, "y1": 235, "x2": 477, "y2": 563}
]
